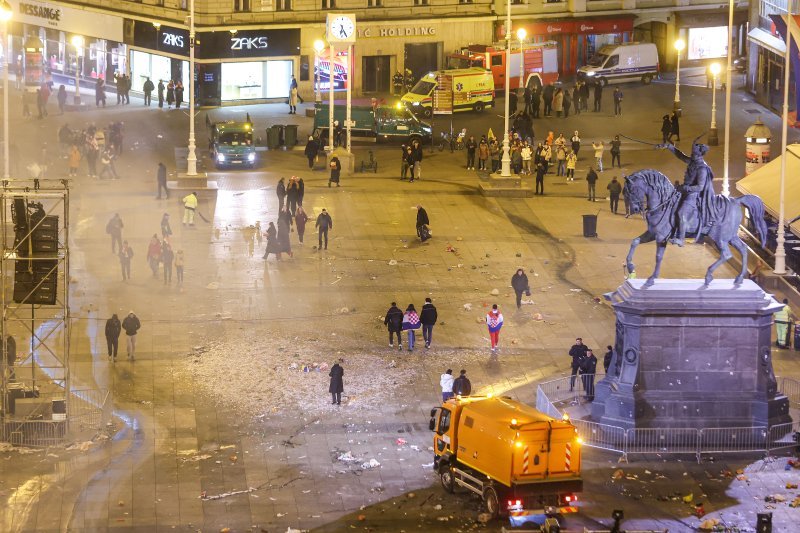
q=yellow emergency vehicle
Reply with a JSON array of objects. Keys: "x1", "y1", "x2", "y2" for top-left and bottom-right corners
[{"x1": 401, "y1": 67, "x2": 494, "y2": 118}]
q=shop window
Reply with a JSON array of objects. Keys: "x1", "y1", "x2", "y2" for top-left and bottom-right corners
[
  {"x1": 321, "y1": 0, "x2": 336, "y2": 8},
  {"x1": 368, "y1": 0, "x2": 383, "y2": 6},
  {"x1": 276, "y1": 0, "x2": 292, "y2": 10},
  {"x1": 414, "y1": 0, "x2": 429, "y2": 5},
  {"x1": 233, "y1": 0, "x2": 251, "y2": 12}
]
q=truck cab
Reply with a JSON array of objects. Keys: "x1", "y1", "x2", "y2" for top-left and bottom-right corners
[
  {"x1": 209, "y1": 121, "x2": 256, "y2": 169},
  {"x1": 430, "y1": 396, "x2": 582, "y2": 524}
]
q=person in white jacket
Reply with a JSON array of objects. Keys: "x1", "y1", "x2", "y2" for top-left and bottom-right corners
[
  {"x1": 591, "y1": 141, "x2": 605, "y2": 172},
  {"x1": 440, "y1": 369, "x2": 454, "y2": 401}
]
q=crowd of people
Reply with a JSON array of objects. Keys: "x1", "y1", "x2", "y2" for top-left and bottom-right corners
[{"x1": 58, "y1": 121, "x2": 125, "y2": 179}]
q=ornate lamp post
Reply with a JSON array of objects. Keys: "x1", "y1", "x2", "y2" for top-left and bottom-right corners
[
  {"x1": 708, "y1": 62, "x2": 720, "y2": 146},
  {"x1": 516, "y1": 28, "x2": 526, "y2": 88},
  {"x1": 185, "y1": 0, "x2": 198, "y2": 176},
  {"x1": 499, "y1": 0, "x2": 513, "y2": 177},
  {"x1": 71, "y1": 35, "x2": 83, "y2": 105},
  {"x1": 673, "y1": 38, "x2": 685, "y2": 116}
]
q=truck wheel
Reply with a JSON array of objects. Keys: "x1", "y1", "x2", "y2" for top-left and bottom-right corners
[
  {"x1": 440, "y1": 468, "x2": 455, "y2": 493},
  {"x1": 483, "y1": 486, "x2": 500, "y2": 519},
  {"x1": 642, "y1": 74, "x2": 653, "y2": 85},
  {"x1": 423, "y1": 107, "x2": 432, "y2": 118},
  {"x1": 474, "y1": 101, "x2": 485, "y2": 113}
]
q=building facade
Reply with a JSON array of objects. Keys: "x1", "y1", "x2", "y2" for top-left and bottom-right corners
[{"x1": 0, "y1": 0, "x2": 750, "y2": 105}]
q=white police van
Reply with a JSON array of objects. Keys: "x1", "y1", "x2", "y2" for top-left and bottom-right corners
[{"x1": 578, "y1": 43, "x2": 659, "y2": 86}]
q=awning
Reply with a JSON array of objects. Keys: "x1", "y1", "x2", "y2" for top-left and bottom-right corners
[
  {"x1": 736, "y1": 145, "x2": 800, "y2": 236},
  {"x1": 747, "y1": 27, "x2": 786, "y2": 56}
]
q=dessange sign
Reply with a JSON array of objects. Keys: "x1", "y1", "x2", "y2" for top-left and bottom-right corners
[{"x1": 8, "y1": 0, "x2": 123, "y2": 41}]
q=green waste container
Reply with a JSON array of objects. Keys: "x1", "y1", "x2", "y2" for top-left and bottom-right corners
[
  {"x1": 284, "y1": 124, "x2": 298, "y2": 148},
  {"x1": 267, "y1": 125, "x2": 283, "y2": 149}
]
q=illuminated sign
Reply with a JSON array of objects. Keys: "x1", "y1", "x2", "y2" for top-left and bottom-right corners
[{"x1": 231, "y1": 36, "x2": 268, "y2": 50}]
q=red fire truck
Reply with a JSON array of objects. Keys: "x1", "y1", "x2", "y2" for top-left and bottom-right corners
[{"x1": 447, "y1": 42, "x2": 559, "y2": 91}]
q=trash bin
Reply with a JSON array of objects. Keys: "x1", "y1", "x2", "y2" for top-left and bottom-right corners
[
  {"x1": 266, "y1": 126, "x2": 281, "y2": 149},
  {"x1": 582, "y1": 214, "x2": 598, "y2": 237},
  {"x1": 284, "y1": 124, "x2": 298, "y2": 148}
]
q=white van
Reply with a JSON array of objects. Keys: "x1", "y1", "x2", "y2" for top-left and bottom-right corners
[{"x1": 578, "y1": 43, "x2": 659, "y2": 86}]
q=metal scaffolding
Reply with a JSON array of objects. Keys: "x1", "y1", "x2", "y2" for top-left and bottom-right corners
[{"x1": 0, "y1": 179, "x2": 73, "y2": 446}]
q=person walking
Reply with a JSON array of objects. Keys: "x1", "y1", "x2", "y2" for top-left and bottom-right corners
[
  {"x1": 105, "y1": 313, "x2": 121, "y2": 362},
  {"x1": 316, "y1": 208, "x2": 333, "y2": 250},
  {"x1": 511, "y1": 268, "x2": 530, "y2": 309},
  {"x1": 384, "y1": 301, "x2": 404, "y2": 349},
  {"x1": 465, "y1": 136, "x2": 477, "y2": 170},
  {"x1": 57, "y1": 85, "x2": 67, "y2": 114},
  {"x1": 420, "y1": 297, "x2": 438, "y2": 349},
  {"x1": 440, "y1": 369, "x2": 455, "y2": 401},
  {"x1": 401, "y1": 145, "x2": 415, "y2": 181},
  {"x1": 106, "y1": 213, "x2": 124, "y2": 254},
  {"x1": 402, "y1": 304, "x2": 421, "y2": 352},
  {"x1": 160, "y1": 212, "x2": 172, "y2": 239},
  {"x1": 182, "y1": 192, "x2": 198, "y2": 226},
  {"x1": 580, "y1": 348, "x2": 598, "y2": 401},
  {"x1": 276, "y1": 177, "x2": 286, "y2": 209},
  {"x1": 143, "y1": 77, "x2": 155, "y2": 106},
  {"x1": 569, "y1": 338, "x2": 588, "y2": 391},
  {"x1": 411, "y1": 139, "x2": 424, "y2": 181},
  {"x1": 603, "y1": 345, "x2": 614, "y2": 373},
  {"x1": 329, "y1": 360, "x2": 344, "y2": 405},
  {"x1": 535, "y1": 162, "x2": 545, "y2": 195},
  {"x1": 68, "y1": 144, "x2": 81, "y2": 177},
  {"x1": 661, "y1": 114, "x2": 672, "y2": 144},
  {"x1": 277, "y1": 207, "x2": 293, "y2": 258},
  {"x1": 298, "y1": 177, "x2": 305, "y2": 207},
  {"x1": 295, "y1": 206, "x2": 308, "y2": 244},
  {"x1": 175, "y1": 249, "x2": 185, "y2": 285},
  {"x1": 775, "y1": 299, "x2": 792, "y2": 348},
  {"x1": 122, "y1": 311, "x2": 141, "y2": 361},
  {"x1": 156, "y1": 162, "x2": 169, "y2": 199},
  {"x1": 613, "y1": 87, "x2": 623, "y2": 116},
  {"x1": 157, "y1": 79, "x2": 165, "y2": 108},
  {"x1": 591, "y1": 140, "x2": 604, "y2": 172},
  {"x1": 119, "y1": 240, "x2": 133, "y2": 281},
  {"x1": 286, "y1": 178, "x2": 300, "y2": 216},
  {"x1": 486, "y1": 304, "x2": 504, "y2": 353},
  {"x1": 147, "y1": 234, "x2": 162, "y2": 278},
  {"x1": 669, "y1": 112, "x2": 680, "y2": 142},
  {"x1": 95, "y1": 78, "x2": 106, "y2": 107},
  {"x1": 162, "y1": 241, "x2": 174, "y2": 285},
  {"x1": 593, "y1": 81, "x2": 603, "y2": 112},
  {"x1": 262, "y1": 222, "x2": 281, "y2": 260},
  {"x1": 610, "y1": 135, "x2": 622, "y2": 168},
  {"x1": 607, "y1": 176, "x2": 622, "y2": 214},
  {"x1": 416, "y1": 205, "x2": 430, "y2": 242},
  {"x1": 452, "y1": 369, "x2": 472, "y2": 396},
  {"x1": 304, "y1": 136, "x2": 319, "y2": 169},
  {"x1": 289, "y1": 85, "x2": 298, "y2": 114},
  {"x1": 329, "y1": 156, "x2": 341, "y2": 187},
  {"x1": 586, "y1": 166, "x2": 598, "y2": 202}
]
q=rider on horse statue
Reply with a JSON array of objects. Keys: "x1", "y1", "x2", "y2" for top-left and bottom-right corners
[{"x1": 659, "y1": 136, "x2": 720, "y2": 247}]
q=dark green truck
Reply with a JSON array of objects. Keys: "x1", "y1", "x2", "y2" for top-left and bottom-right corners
[{"x1": 314, "y1": 102, "x2": 432, "y2": 145}]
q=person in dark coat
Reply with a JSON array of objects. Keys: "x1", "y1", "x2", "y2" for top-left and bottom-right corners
[
  {"x1": 531, "y1": 88, "x2": 541, "y2": 118},
  {"x1": 329, "y1": 156, "x2": 341, "y2": 187},
  {"x1": 304, "y1": 136, "x2": 319, "y2": 169},
  {"x1": 542, "y1": 83, "x2": 554, "y2": 116},
  {"x1": 157, "y1": 80, "x2": 165, "y2": 108},
  {"x1": 669, "y1": 112, "x2": 680, "y2": 142},
  {"x1": 569, "y1": 338, "x2": 588, "y2": 391},
  {"x1": 95, "y1": 79, "x2": 106, "y2": 107},
  {"x1": 384, "y1": 302, "x2": 404, "y2": 349},
  {"x1": 580, "y1": 82, "x2": 590, "y2": 111},
  {"x1": 535, "y1": 162, "x2": 545, "y2": 195},
  {"x1": 586, "y1": 166, "x2": 598, "y2": 202},
  {"x1": 295, "y1": 206, "x2": 308, "y2": 244},
  {"x1": 298, "y1": 178, "x2": 305, "y2": 206},
  {"x1": 166, "y1": 81, "x2": 175, "y2": 107},
  {"x1": 122, "y1": 311, "x2": 141, "y2": 361},
  {"x1": 661, "y1": 114, "x2": 672, "y2": 144},
  {"x1": 277, "y1": 208, "x2": 293, "y2": 257},
  {"x1": 511, "y1": 268, "x2": 530, "y2": 309},
  {"x1": 316, "y1": 208, "x2": 333, "y2": 250},
  {"x1": 143, "y1": 77, "x2": 155, "y2": 106},
  {"x1": 286, "y1": 178, "x2": 300, "y2": 216},
  {"x1": 175, "y1": 82, "x2": 184, "y2": 108},
  {"x1": 452, "y1": 369, "x2": 472, "y2": 396},
  {"x1": 610, "y1": 135, "x2": 622, "y2": 168},
  {"x1": 156, "y1": 162, "x2": 169, "y2": 199},
  {"x1": 420, "y1": 297, "x2": 438, "y2": 349},
  {"x1": 603, "y1": 345, "x2": 614, "y2": 373},
  {"x1": 262, "y1": 222, "x2": 281, "y2": 260},
  {"x1": 563, "y1": 88, "x2": 572, "y2": 118},
  {"x1": 607, "y1": 176, "x2": 622, "y2": 214},
  {"x1": 524, "y1": 86, "x2": 533, "y2": 115},
  {"x1": 57, "y1": 85, "x2": 67, "y2": 114},
  {"x1": 329, "y1": 361, "x2": 344, "y2": 405},
  {"x1": 593, "y1": 82, "x2": 603, "y2": 112},
  {"x1": 105, "y1": 314, "x2": 121, "y2": 362},
  {"x1": 580, "y1": 348, "x2": 598, "y2": 401},
  {"x1": 416, "y1": 205, "x2": 430, "y2": 241},
  {"x1": 160, "y1": 212, "x2": 172, "y2": 239},
  {"x1": 276, "y1": 177, "x2": 286, "y2": 209}
]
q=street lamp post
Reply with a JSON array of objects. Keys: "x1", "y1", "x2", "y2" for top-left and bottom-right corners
[
  {"x1": 313, "y1": 39, "x2": 325, "y2": 103},
  {"x1": 499, "y1": 0, "x2": 512, "y2": 177},
  {"x1": 328, "y1": 42, "x2": 335, "y2": 151},
  {"x1": 673, "y1": 38, "x2": 685, "y2": 116},
  {"x1": 516, "y1": 28, "x2": 526, "y2": 88},
  {"x1": 1, "y1": 1, "x2": 11, "y2": 180},
  {"x1": 775, "y1": 9, "x2": 795, "y2": 275},
  {"x1": 185, "y1": 0, "x2": 198, "y2": 176},
  {"x1": 71, "y1": 35, "x2": 83, "y2": 105},
  {"x1": 722, "y1": 0, "x2": 735, "y2": 197},
  {"x1": 708, "y1": 62, "x2": 720, "y2": 146}
]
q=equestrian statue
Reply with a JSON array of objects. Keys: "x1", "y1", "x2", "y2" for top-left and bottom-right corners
[{"x1": 623, "y1": 134, "x2": 768, "y2": 287}]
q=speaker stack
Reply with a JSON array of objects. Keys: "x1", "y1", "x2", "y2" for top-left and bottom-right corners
[{"x1": 11, "y1": 198, "x2": 59, "y2": 306}]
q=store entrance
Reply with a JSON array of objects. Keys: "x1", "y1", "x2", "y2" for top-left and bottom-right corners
[
  {"x1": 362, "y1": 55, "x2": 390, "y2": 93},
  {"x1": 404, "y1": 43, "x2": 440, "y2": 85}
]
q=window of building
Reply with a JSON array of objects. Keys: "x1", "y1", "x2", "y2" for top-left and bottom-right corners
[
  {"x1": 491, "y1": 55, "x2": 503, "y2": 67},
  {"x1": 180, "y1": 0, "x2": 187, "y2": 8},
  {"x1": 276, "y1": 0, "x2": 292, "y2": 10},
  {"x1": 233, "y1": 0, "x2": 251, "y2": 12},
  {"x1": 414, "y1": 0, "x2": 429, "y2": 5},
  {"x1": 368, "y1": 0, "x2": 383, "y2": 6},
  {"x1": 321, "y1": 0, "x2": 336, "y2": 9}
]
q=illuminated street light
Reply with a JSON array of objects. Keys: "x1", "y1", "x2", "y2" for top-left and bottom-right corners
[
  {"x1": 708, "y1": 63, "x2": 720, "y2": 146},
  {"x1": 313, "y1": 39, "x2": 326, "y2": 103},
  {"x1": 71, "y1": 35, "x2": 84, "y2": 105},
  {"x1": 516, "y1": 28, "x2": 527, "y2": 92},
  {"x1": 1, "y1": 0, "x2": 11, "y2": 179},
  {"x1": 673, "y1": 39, "x2": 685, "y2": 116}
]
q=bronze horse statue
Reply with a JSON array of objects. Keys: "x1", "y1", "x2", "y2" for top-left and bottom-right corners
[{"x1": 623, "y1": 169, "x2": 768, "y2": 287}]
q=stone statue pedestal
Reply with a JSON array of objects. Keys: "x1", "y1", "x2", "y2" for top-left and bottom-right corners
[{"x1": 592, "y1": 279, "x2": 791, "y2": 429}]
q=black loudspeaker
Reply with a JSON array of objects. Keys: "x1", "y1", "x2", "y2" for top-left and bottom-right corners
[
  {"x1": 13, "y1": 257, "x2": 58, "y2": 305},
  {"x1": 757, "y1": 512, "x2": 772, "y2": 533},
  {"x1": 13, "y1": 206, "x2": 59, "y2": 305}
]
